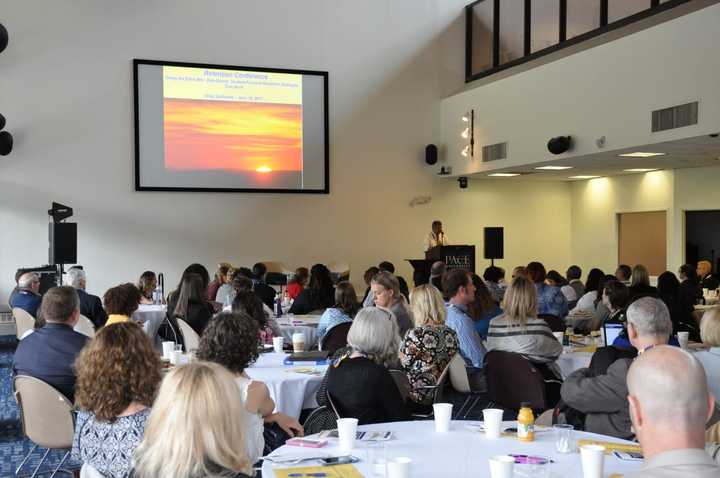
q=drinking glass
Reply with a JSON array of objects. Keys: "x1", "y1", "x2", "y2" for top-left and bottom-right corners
[{"x1": 553, "y1": 424, "x2": 575, "y2": 453}]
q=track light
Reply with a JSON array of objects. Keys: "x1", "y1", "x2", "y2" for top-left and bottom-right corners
[
  {"x1": 461, "y1": 128, "x2": 469, "y2": 139},
  {"x1": 461, "y1": 145, "x2": 469, "y2": 157},
  {"x1": 462, "y1": 113, "x2": 470, "y2": 122}
]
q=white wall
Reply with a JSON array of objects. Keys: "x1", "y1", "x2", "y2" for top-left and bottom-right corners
[{"x1": 0, "y1": 0, "x2": 575, "y2": 301}]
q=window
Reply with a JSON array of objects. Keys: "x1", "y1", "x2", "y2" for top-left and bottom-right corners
[
  {"x1": 531, "y1": 0, "x2": 560, "y2": 53},
  {"x1": 498, "y1": 1, "x2": 525, "y2": 64},
  {"x1": 608, "y1": 0, "x2": 651, "y2": 23},
  {"x1": 470, "y1": 0, "x2": 494, "y2": 74},
  {"x1": 566, "y1": 0, "x2": 600, "y2": 40}
]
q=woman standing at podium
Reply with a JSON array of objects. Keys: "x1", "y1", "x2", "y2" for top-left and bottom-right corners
[{"x1": 424, "y1": 220, "x2": 449, "y2": 252}]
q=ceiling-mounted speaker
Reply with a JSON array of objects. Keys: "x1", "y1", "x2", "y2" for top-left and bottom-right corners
[
  {"x1": 0, "y1": 23, "x2": 7, "y2": 54},
  {"x1": 547, "y1": 136, "x2": 572, "y2": 155},
  {"x1": 0, "y1": 131, "x2": 13, "y2": 155},
  {"x1": 425, "y1": 144, "x2": 438, "y2": 165},
  {"x1": 0, "y1": 113, "x2": 5, "y2": 131}
]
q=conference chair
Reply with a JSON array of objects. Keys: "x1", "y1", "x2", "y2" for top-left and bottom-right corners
[
  {"x1": 80, "y1": 464, "x2": 105, "y2": 478},
  {"x1": 13, "y1": 307, "x2": 35, "y2": 340},
  {"x1": 538, "y1": 313, "x2": 566, "y2": 332},
  {"x1": 484, "y1": 350, "x2": 546, "y2": 411},
  {"x1": 320, "y1": 322, "x2": 352, "y2": 354},
  {"x1": 302, "y1": 406, "x2": 337, "y2": 435},
  {"x1": 448, "y1": 354, "x2": 485, "y2": 419},
  {"x1": 14, "y1": 376, "x2": 75, "y2": 478},
  {"x1": 390, "y1": 360, "x2": 453, "y2": 419},
  {"x1": 74, "y1": 314, "x2": 95, "y2": 338},
  {"x1": 176, "y1": 318, "x2": 200, "y2": 351}
]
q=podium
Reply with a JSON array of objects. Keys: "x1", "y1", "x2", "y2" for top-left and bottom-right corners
[{"x1": 407, "y1": 245, "x2": 476, "y2": 283}]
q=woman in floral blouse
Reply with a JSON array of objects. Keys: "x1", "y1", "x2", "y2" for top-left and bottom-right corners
[{"x1": 399, "y1": 284, "x2": 460, "y2": 412}]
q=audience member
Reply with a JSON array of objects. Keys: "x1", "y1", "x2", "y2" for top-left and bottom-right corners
[
  {"x1": 317, "y1": 282, "x2": 360, "y2": 340},
  {"x1": 252, "y1": 262, "x2": 277, "y2": 310},
  {"x1": 167, "y1": 263, "x2": 212, "y2": 305},
  {"x1": 572, "y1": 268, "x2": 604, "y2": 313},
  {"x1": 679, "y1": 263, "x2": 702, "y2": 306},
  {"x1": 587, "y1": 274, "x2": 616, "y2": 330},
  {"x1": 615, "y1": 264, "x2": 632, "y2": 285},
  {"x1": 412, "y1": 267, "x2": 430, "y2": 287},
  {"x1": 378, "y1": 261, "x2": 410, "y2": 300},
  {"x1": 215, "y1": 267, "x2": 239, "y2": 306},
  {"x1": 287, "y1": 267, "x2": 309, "y2": 300},
  {"x1": 232, "y1": 275, "x2": 276, "y2": 319},
  {"x1": 361, "y1": 266, "x2": 380, "y2": 305},
  {"x1": 197, "y1": 313, "x2": 303, "y2": 463},
  {"x1": 72, "y1": 322, "x2": 161, "y2": 478},
  {"x1": 400, "y1": 285, "x2": 459, "y2": 411},
  {"x1": 560, "y1": 297, "x2": 672, "y2": 439},
  {"x1": 66, "y1": 267, "x2": 107, "y2": 329},
  {"x1": 483, "y1": 265, "x2": 506, "y2": 303},
  {"x1": 566, "y1": 265, "x2": 584, "y2": 299},
  {"x1": 289, "y1": 263, "x2": 335, "y2": 315},
  {"x1": 698, "y1": 260, "x2": 720, "y2": 291},
  {"x1": 207, "y1": 263, "x2": 231, "y2": 301},
  {"x1": 657, "y1": 271, "x2": 697, "y2": 338},
  {"x1": 231, "y1": 291, "x2": 280, "y2": 344},
  {"x1": 692, "y1": 308, "x2": 720, "y2": 407},
  {"x1": 322, "y1": 308, "x2": 409, "y2": 424},
  {"x1": 10, "y1": 272, "x2": 42, "y2": 317},
  {"x1": 130, "y1": 362, "x2": 254, "y2": 478},
  {"x1": 468, "y1": 274, "x2": 502, "y2": 340},
  {"x1": 13, "y1": 286, "x2": 88, "y2": 401},
  {"x1": 167, "y1": 273, "x2": 214, "y2": 335},
  {"x1": 603, "y1": 280, "x2": 630, "y2": 325},
  {"x1": 429, "y1": 261, "x2": 446, "y2": 293},
  {"x1": 629, "y1": 264, "x2": 659, "y2": 303},
  {"x1": 444, "y1": 269, "x2": 487, "y2": 390},
  {"x1": 136, "y1": 270, "x2": 157, "y2": 305},
  {"x1": 7, "y1": 269, "x2": 23, "y2": 307},
  {"x1": 104, "y1": 283, "x2": 142, "y2": 326},
  {"x1": 370, "y1": 271, "x2": 413, "y2": 337},
  {"x1": 626, "y1": 346, "x2": 719, "y2": 477},
  {"x1": 546, "y1": 270, "x2": 578, "y2": 308},
  {"x1": 512, "y1": 266, "x2": 527, "y2": 280},
  {"x1": 527, "y1": 261, "x2": 569, "y2": 318}
]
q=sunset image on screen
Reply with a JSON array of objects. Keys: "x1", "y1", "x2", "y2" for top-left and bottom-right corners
[{"x1": 163, "y1": 99, "x2": 303, "y2": 179}]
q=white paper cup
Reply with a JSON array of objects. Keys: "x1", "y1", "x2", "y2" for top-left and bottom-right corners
[
  {"x1": 337, "y1": 418, "x2": 358, "y2": 453},
  {"x1": 433, "y1": 403, "x2": 453, "y2": 432},
  {"x1": 483, "y1": 408, "x2": 504, "y2": 439},
  {"x1": 161, "y1": 341, "x2": 175, "y2": 360},
  {"x1": 386, "y1": 457, "x2": 412, "y2": 478},
  {"x1": 678, "y1": 331, "x2": 689, "y2": 349},
  {"x1": 553, "y1": 331, "x2": 564, "y2": 343},
  {"x1": 272, "y1": 336, "x2": 284, "y2": 354},
  {"x1": 580, "y1": 444, "x2": 605, "y2": 478},
  {"x1": 292, "y1": 332, "x2": 305, "y2": 352},
  {"x1": 488, "y1": 455, "x2": 515, "y2": 478}
]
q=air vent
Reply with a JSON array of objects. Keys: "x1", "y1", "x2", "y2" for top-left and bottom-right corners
[
  {"x1": 482, "y1": 142, "x2": 507, "y2": 162},
  {"x1": 652, "y1": 101, "x2": 698, "y2": 132}
]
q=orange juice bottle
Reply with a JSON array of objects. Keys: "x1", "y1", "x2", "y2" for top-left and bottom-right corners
[{"x1": 517, "y1": 402, "x2": 535, "y2": 442}]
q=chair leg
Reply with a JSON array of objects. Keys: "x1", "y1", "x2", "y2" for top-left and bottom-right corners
[
  {"x1": 462, "y1": 396, "x2": 482, "y2": 420},
  {"x1": 49, "y1": 450, "x2": 70, "y2": 478},
  {"x1": 29, "y1": 448, "x2": 50, "y2": 478},
  {"x1": 15, "y1": 444, "x2": 37, "y2": 476}
]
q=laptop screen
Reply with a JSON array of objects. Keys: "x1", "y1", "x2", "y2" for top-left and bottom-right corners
[{"x1": 604, "y1": 323, "x2": 624, "y2": 347}]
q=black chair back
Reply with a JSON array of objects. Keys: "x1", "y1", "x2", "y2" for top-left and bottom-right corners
[
  {"x1": 538, "y1": 314, "x2": 565, "y2": 332},
  {"x1": 321, "y1": 322, "x2": 353, "y2": 354},
  {"x1": 484, "y1": 350, "x2": 546, "y2": 410}
]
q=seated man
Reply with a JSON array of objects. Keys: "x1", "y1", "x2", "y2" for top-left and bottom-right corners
[
  {"x1": 444, "y1": 269, "x2": 486, "y2": 391},
  {"x1": 626, "y1": 346, "x2": 719, "y2": 477},
  {"x1": 65, "y1": 267, "x2": 107, "y2": 329},
  {"x1": 560, "y1": 297, "x2": 672, "y2": 439},
  {"x1": 698, "y1": 260, "x2": 720, "y2": 291},
  {"x1": 10, "y1": 272, "x2": 42, "y2": 317},
  {"x1": 13, "y1": 286, "x2": 89, "y2": 401},
  {"x1": 252, "y1": 262, "x2": 277, "y2": 310}
]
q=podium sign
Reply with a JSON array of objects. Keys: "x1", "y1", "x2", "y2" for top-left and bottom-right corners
[{"x1": 425, "y1": 245, "x2": 476, "y2": 273}]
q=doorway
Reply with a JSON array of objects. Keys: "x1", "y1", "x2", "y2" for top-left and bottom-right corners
[{"x1": 685, "y1": 210, "x2": 720, "y2": 270}]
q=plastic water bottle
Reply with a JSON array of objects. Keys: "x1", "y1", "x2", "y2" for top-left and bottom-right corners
[{"x1": 275, "y1": 294, "x2": 283, "y2": 318}]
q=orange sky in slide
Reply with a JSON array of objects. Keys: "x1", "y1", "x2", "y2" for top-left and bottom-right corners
[{"x1": 163, "y1": 99, "x2": 303, "y2": 172}]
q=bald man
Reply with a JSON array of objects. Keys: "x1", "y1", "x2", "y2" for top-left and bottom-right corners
[
  {"x1": 697, "y1": 260, "x2": 720, "y2": 291},
  {"x1": 9, "y1": 272, "x2": 42, "y2": 317},
  {"x1": 626, "y1": 346, "x2": 719, "y2": 477}
]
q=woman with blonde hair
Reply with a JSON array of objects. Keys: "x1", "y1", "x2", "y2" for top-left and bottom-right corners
[
  {"x1": 131, "y1": 362, "x2": 253, "y2": 478},
  {"x1": 370, "y1": 271, "x2": 413, "y2": 337},
  {"x1": 399, "y1": 285, "x2": 459, "y2": 411},
  {"x1": 691, "y1": 308, "x2": 720, "y2": 406},
  {"x1": 72, "y1": 322, "x2": 161, "y2": 478}
]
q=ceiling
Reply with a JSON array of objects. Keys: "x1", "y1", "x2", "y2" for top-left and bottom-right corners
[{"x1": 466, "y1": 134, "x2": 720, "y2": 181}]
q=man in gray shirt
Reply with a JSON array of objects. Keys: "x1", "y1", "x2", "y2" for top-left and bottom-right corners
[{"x1": 626, "y1": 346, "x2": 719, "y2": 478}]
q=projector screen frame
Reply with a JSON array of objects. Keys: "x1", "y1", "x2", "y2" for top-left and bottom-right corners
[{"x1": 133, "y1": 58, "x2": 330, "y2": 194}]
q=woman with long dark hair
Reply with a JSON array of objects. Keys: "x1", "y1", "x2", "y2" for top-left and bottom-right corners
[
  {"x1": 467, "y1": 274, "x2": 502, "y2": 340},
  {"x1": 572, "y1": 268, "x2": 605, "y2": 313},
  {"x1": 288, "y1": 263, "x2": 335, "y2": 315},
  {"x1": 657, "y1": 271, "x2": 697, "y2": 339},
  {"x1": 137, "y1": 271, "x2": 157, "y2": 305},
  {"x1": 167, "y1": 273, "x2": 214, "y2": 336}
]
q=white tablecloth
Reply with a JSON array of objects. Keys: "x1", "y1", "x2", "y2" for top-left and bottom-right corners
[
  {"x1": 556, "y1": 351, "x2": 593, "y2": 379},
  {"x1": 133, "y1": 305, "x2": 167, "y2": 345},
  {"x1": 246, "y1": 352, "x2": 326, "y2": 418},
  {"x1": 262, "y1": 420, "x2": 643, "y2": 477},
  {"x1": 277, "y1": 316, "x2": 322, "y2": 350}
]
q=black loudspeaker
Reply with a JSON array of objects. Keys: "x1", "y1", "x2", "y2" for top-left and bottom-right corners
[
  {"x1": 425, "y1": 144, "x2": 438, "y2": 165},
  {"x1": 0, "y1": 23, "x2": 7, "y2": 54},
  {"x1": 0, "y1": 131, "x2": 13, "y2": 156},
  {"x1": 547, "y1": 136, "x2": 572, "y2": 155},
  {"x1": 49, "y1": 223, "x2": 77, "y2": 264},
  {"x1": 484, "y1": 227, "x2": 504, "y2": 259}
]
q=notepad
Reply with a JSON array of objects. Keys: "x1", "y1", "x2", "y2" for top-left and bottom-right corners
[
  {"x1": 577, "y1": 439, "x2": 642, "y2": 455},
  {"x1": 272, "y1": 464, "x2": 363, "y2": 478}
]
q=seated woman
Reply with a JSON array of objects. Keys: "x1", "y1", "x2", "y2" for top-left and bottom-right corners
[
  {"x1": 546, "y1": 270, "x2": 577, "y2": 308},
  {"x1": 526, "y1": 262, "x2": 568, "y2": 318},
  {"x1": 287, "y1": 267, "x2": 309, "y2": 300},
  {"x1": 167, "y1": 273, "x2": 215, "y2": 336},
  {"x1": 288, "y1": 264, "x2": 335, "y2": 315},
  {"x1": 322, "y1": 307, "x2": 409, "y2": 424},
  {"x1": 207, "y1": 263, "x2": 231, "y2": 301},
  {"x1": 400, "y1": 285, "x2": 459, "y2": 412},
  {"x1": 467, "y1": 274, "x2": 502, "y2": 340},
  {"x1": 215, "y1": 267, "x2": 238, "y2": 307},
  {"x1": 571, "y1": 268, "x2": 605, "y2": 313},
  {"x1": 197, "y1": 312, "x2": 303, "y2": 463},
  {"x1": 72, "y1": 322, "x2": 161, "y2": 478},
  {"x1": 693, "y1": 308, "x2": 720, "y2": 406},
  {"x1": 628, "y1": 264, "x2": 659, "y2": 303},
  {"x1": 103, "y1": 283, "x2": 142, "y2": 326},
  {"x1": 232, "y1": 291, "x2": 280, "y2": 344},
  {"x1": 483, "y1": 265, "x2": 506, "y2": 304},
  {"x1": 136, "y1": 271, "x2": 157, "y2": 305},
  {"x1": 657, "y1": 271, "x2": 697, "y2": 339},
  {"x1": 487, "y1": 276, "x2": 563, "y2": 373},
  {"x1": 317, "y1": 282, "x2": 360, "y2": 340},
  {"x1": 370, "y1": 271, "x2": 413, "y2": 337},
  {"x1": 361, "y1": 266, "x2": 380, "y2": 305},
  {"x1": 130, "y1": 362, "x2": 254, "y2": 478}
]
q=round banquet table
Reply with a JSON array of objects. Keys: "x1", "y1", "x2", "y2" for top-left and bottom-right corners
[
  {"x1": 556, "y1": 350, "x2": 593, "y2": 379},
  {"x1": 246, "y1": 352, "x2": 327, "y2": 418},
  {"x1": 277, "y1": 315, "x2": 322, "y2": 351},
  {"x1": 132, "y1": 304, "x2": 167, "y2": 346},
  {"x1": 261, "y1": 420, "x2": 643, "y2": 477}
]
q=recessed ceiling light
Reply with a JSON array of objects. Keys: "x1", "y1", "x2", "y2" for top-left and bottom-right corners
[
  {"x1": 488, "y1": 173, "x2": 521, "y2": 177},
  {"x1": 623, "y1": 168, "x2": 658, "y2": 172},
  {"x1": 534, "y1": 166, "x2": 573, "y2": 170},
  {"x1": 568, "y1": 175, "x2": 600, "y2": 179},
  {"x1": 618, "y1": 152, "x2": 666, "y2": 158}
]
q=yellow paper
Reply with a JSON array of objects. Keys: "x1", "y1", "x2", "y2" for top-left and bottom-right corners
[
  {"x1": 273, "y1": 464, "x2": 363, "y2": 478},
  {"x1": 577, "y1": 439, "x2": 642, "y2": 455}
]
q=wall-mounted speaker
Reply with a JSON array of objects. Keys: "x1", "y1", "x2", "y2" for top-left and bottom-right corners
[
  {"x1": 425, "y1": 144, "x2": 438, "y2": 165},
  {"x1": 0, "y1": 131, "x2": 13, "y2": 156},
  {"x1": 547, "y1": 136, "x2": 572, "y2": 155},
  {"x1": 484, "y1": 227, "x2": 504, "y2": 259},
  {"x1": 0, "y1": 23, "x2": 7, "y2": 54},
  {"x1": 49, "y1": 223, "x2": 77, "y2": 265}
]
